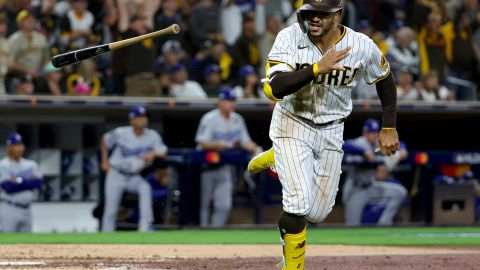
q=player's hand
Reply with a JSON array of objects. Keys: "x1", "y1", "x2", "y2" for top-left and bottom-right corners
[
  {"x1": 216, "y1": 141, "x2": 230, "y2": 151},
  {"x1": 316, "y1": 46, "x2": 351, "y2": 74},
  {"x1": 376, "y1": 129, "x2": 400, "y2": 156},
  {"x1": 142, "y1": 152, "x2": 157, "y2": 163},
  {"x1": 101, "y1": 160, "x2": 110, "y2": 172},
  {"x1": 363, "y1": 150, "x2": 376, "y2": 163}
]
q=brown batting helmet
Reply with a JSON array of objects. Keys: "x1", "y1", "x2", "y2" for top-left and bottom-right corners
[{"x1": 297, "y1": 0, "x2": 343, "y2": 33}]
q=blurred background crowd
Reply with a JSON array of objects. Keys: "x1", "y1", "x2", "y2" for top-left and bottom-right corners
[{"x1": 0, "y1": 0, "x2": 479, "y2": 101}]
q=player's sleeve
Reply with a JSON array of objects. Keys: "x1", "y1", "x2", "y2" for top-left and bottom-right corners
[
  {"x1": 265, "y1": 29, "x2": 296, "y2": 78},
  {"x1": 238, "y1": 117, "x2": 252, "y2": 145},
  {"x1": 0, "y1": 165, "x2": 9, "y2": 183},
  {"x1": 31, "y1": 162, "x2": 43, "y2": 180},
  {"x1": 103, "y1": 128, "x2": 119, "y2": 149},
  {"x1": 153, "y1": 132, "x2": 168, "y2": 154},
  {"x1": 195, "y1": 115, "x2": 212, "y2": 143},
  {"x1": 364, "y1": 39, "x2": 390, "y2": 84}
]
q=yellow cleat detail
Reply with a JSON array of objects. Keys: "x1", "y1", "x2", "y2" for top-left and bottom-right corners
[{"x1": 247, "y1": 147, "x2": 275, "y2": 174}]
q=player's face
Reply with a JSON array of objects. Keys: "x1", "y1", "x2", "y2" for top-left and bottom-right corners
[
  {"x1": 130, "y1": 115, "x2": 149, "y2": 129},
  {"x1": 364, "y1": 131, "x2": 378, "y2": 145},
  {"x1": 218, "y1": 100, "x2": 236, "y2": 113},
  {"x1": 8, "y1": 144, "x2": 25, "y2": 159},
  {"x1": 304, "y1": 10, "x2": 338, "y2": 38}
]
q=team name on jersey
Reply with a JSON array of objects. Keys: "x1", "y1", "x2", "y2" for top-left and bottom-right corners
[
  {"x1": 295, "y1": 63, "x2": 359, "y2": 86},
  {"x1": 120, "y1": 145, "x2": 153, "y2": 157}
]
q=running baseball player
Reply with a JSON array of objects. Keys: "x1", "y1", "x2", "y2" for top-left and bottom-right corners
[
  {"x1": 195, "y1": 87, "x2": 260, "y2": 227},
  {"x1": 247, "y1": 1, "x2": 400, "y2": 269},
  {"x1": 101, "y1": 106, "x2": 168, "y2": 232},
  {"x1": 0, "y1": 133, "x2": 43, "y2": 232}
]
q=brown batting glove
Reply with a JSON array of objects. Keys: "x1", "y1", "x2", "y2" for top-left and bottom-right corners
[{"x1": 376, "y1": 128, "x2": 400, "y2": 156}]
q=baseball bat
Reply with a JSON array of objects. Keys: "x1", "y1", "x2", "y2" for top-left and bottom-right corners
[{"x1": 51, "y1": 24, "x2": 180, "y2": 68}]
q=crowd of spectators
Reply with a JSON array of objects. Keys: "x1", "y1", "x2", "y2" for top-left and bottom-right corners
[{"x1": 0, "y1": 0, "x2": 478, "y2": 101}]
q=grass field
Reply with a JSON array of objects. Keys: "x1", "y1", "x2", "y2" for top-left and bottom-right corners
[{"x1": 1, "y1": 227, "x2": 480, "y2": 246}]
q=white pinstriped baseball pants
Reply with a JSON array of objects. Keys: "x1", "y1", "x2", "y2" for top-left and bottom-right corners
[{"x1": 270, "y1": 105, "x2": 344, "y2": 223}]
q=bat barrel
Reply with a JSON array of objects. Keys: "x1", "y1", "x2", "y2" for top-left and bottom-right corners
[{"x1": 51, "y1": 44, "x2": 110, "y2": 68}]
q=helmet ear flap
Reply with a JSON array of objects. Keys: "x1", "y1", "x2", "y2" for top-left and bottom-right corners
[{"x1": 297, "y1": 10, "x2": 309, "y2": 33}]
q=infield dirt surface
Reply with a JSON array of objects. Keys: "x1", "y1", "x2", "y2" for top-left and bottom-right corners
[{"x1": 0, "y1": 244, "x2": 479, "y2": 269}]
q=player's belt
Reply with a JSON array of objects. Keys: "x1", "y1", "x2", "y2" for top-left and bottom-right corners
[
  {"x1": 299, "y1": 116, "x2": 345, "y2": 128},
  {"x1": 1, "y1": 199, "x2": 30, "y2": 209},
  {"x1": 111, "y1": 166, "x2": 139, "y2": 176}
]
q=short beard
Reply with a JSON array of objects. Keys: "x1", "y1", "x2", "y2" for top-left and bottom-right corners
[{"x1": 309, "y1": 21, "x2": 335, "y2": 40}]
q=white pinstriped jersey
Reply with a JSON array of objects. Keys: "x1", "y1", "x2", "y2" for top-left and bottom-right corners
[{"x1": 266, "y1": 23, "x2": 390, "y2": 124}]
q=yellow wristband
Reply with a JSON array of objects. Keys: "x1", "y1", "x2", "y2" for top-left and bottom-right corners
[
  {"x1": 312, "y1": 63, "x2": 319, "y2": 77},
  {"x1": 382, "y1": 127, "x2": 396, "y2": 130}
]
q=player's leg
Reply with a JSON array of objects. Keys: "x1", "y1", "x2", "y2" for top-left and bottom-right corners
[
  {"x1": 127, "y1": 176, "x2": 154, "y2": 231},
  {"x1": 200, "y1": 170, "x2": 215, "y2": 227},
  {"x1": 18, "y1": 209, "x2": 32, "y2": 232},
  {"x1": 211, "y1": 165, "x2": 233, "y2": 227},
  {"x1": 306, "y1": 123, "x2": 345, "y2": 224},
  {"x1": 0, "y1": 204, "x2": 20, "y2": 232},
  {"x1": 343, "y1": 187, "x2": 370, "y2": 226},
  {"x1": 101, "y1": 169, "x2": 128, "y2": 232},
  {"x1": 273, "y1": 137, "x2": 315, "y2": 270},
  {"x1": 375, "y1": 181, "x2": 408, "y2": 225}
]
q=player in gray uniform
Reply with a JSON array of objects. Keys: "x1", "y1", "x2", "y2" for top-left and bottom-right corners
[
  {"x1": 246, "y1": 1, "x2": 401, "y2": 269},
  {"x1": 195, "y1": 87, "x2": 260, "y2": 227},
  {"x1": 101, "y1": 106, "x2": 168, "y2": 232},
  {"x1": 342, "y1": 118, "x2": 407, "y2": 226},
  {"x1": 0, "y1": 133, "x2": 43, "y2": 232}
]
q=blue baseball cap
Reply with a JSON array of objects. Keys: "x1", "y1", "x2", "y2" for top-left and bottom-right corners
[
  {"x1": 129, "y1": 105, "x2": 148, "y2": 120},
  {"x1": 161, "y1": 40, "x2": 182, "y2": 54},
  {"x1": 203, "y1": 64, "x2": 220, "y2": 77},
  {"x1": 218, "y1": 87, "x2": 236, "y2": 101},
  {"x1": 363, "y1": 118, "x2": 381, "y2": 133},
  {"x1": 6, "y1": 132, "x2": 23, "y2": 145},
  {"x1": 238, "y1": 65, "x2": 256, "y2": 80},
  {"x1": 363, "y1": 118, "x2": 382, "y2": 132}
]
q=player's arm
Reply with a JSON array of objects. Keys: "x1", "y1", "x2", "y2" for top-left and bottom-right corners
[
  {"x1": 142, "y1": 133, "x2": 168, "y2": 163},
  {"x1": 0, "y1": 176, "x2": 42, "y2": 194},
  {"x1": 101, "y1": 129, "x2": 118, "y2": 172},
  {"x1": 100, "y1": 136, "x2": 110, "y2": 172},
  {"x1": 195, "y1": 116, "x2": 229, "y2": 151},
  {"x1": 363, "y1": 48, "x2": 399, "y2": 157},
  {"x1": 265, "y1": 46, "x2": 351, "y2": 101}
]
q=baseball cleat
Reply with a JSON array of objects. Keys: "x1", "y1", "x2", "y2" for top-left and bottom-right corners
[
  {"x1": 275, "y1": 257, "x2": 286, "y2": 270},
  {"x1": 248, "y1": 147, "x2": 276, "y2": 174}
]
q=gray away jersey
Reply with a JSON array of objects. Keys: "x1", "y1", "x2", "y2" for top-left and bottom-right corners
[
  {"x1": 0, "y1": 157, "x2": 42, "y2": 204},
  {"x1": 266, "y1": 23, "x2": 390, "y2": 124},
  {"x1": 195, "y1": 109, "x2": 252, "y2": 148},
  {"x1": 104, "y1": 126, "x2": 168, "y2": 173}
]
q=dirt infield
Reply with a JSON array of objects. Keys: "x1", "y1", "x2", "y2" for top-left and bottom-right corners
[{"x1": 0, "y1": 244, "x2": 479, "y2": 269}]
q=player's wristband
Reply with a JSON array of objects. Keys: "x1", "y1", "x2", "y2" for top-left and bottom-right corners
[
  {"x1": 381, "y1": 127, "x2": 396, "y2": 130},
  {"x1": 312, "y1": 63, "x2": 319, "y2": 77}
]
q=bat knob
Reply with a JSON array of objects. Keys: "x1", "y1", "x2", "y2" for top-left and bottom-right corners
[{"x1": 172, "y1": 24, "x2": 180, "y2": 34}]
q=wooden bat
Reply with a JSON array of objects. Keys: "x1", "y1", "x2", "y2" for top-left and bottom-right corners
[{"x1": 51, "y1": 24, "x2": 180, "y2": 68}]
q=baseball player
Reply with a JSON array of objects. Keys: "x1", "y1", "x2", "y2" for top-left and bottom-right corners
[
  {"x1": 0, "y1": 133, "x2": 43, "y2": 232},
  {"x1": 247, "y1": 1, "x2": 400, "y2": 269},
  {"x1": 195, "y1": 87, "x2": 260, "y2": 227},
  {"x1": 342, "y1": 118, "x2": 407, "y2": 226},
  {"x1": 100, "y1": 106, "x2": 168, "y2": 232}
]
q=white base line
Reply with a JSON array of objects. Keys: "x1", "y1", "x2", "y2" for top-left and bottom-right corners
[{"x1": 0, "y1": 261, "x2": 45, "y2": 266}]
